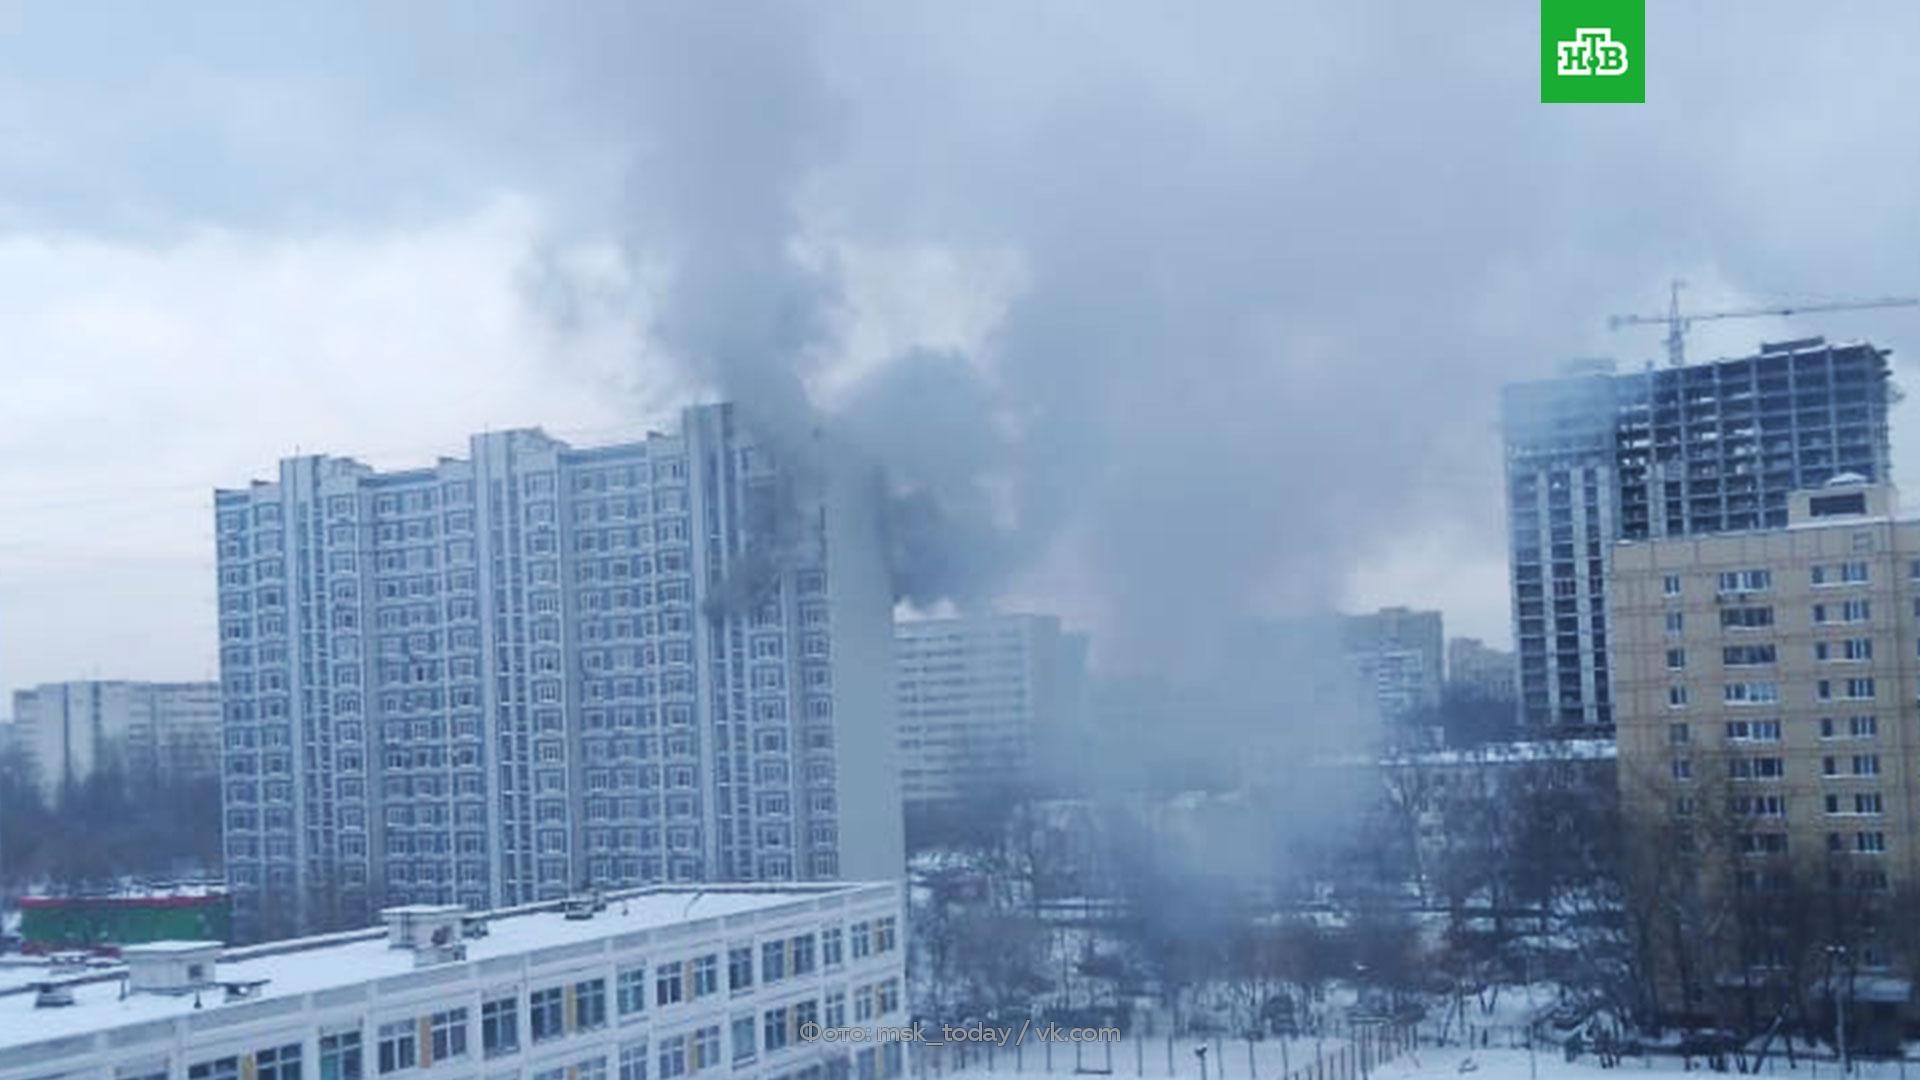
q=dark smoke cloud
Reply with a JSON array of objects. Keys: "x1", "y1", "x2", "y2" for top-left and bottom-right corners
[{"x1": 11, "y1": 1, "x2": 1920, "y2": 679}]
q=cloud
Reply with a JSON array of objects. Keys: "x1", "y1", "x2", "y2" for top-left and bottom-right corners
[
  {"x1": 0, "y1": 197, "x2": 677, "y2": 694},
  {"x1": 6, "y1": 1, "x2": 1920, "y2": 691}
]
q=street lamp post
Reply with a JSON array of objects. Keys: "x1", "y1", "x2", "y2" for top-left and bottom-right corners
[{"x1": 1826, "y1": 945, "x2": 1851, "y2": 1075}]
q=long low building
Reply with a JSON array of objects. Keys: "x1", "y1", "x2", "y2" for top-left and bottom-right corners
[{"x1": 0, "y1": 883, "x2": 907, "y2": 1080}]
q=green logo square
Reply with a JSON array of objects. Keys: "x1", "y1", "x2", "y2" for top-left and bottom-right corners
[{"x1": 1542, "y1": 0, "x2": 1644, "y2": 103}]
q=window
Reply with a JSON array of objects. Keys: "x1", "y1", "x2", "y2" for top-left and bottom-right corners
[
  {"x1": 1724, "y1": 720, "x2": 1781, "y2": 742},
  {"x1": 429, "y1": 1009, "x2": 469, "y2": 1063},
  {"x1": 1666, "y1": 648, "x2": 1686, "y2": 670},
  {"x1": 482, "y1": 996, "x2": 519, "y2": 1057},
  {"x1": 258, "y1": 1045, "x2": 302, "y2": 1080},
  {"x1": 1854, "y1": 754, "x2": 1882, "y2": 776},
  {"x1": 191, "y1": 1058, "x2": 241, "y2": 1080},
  {"x1": 1665, "y1": 612, "x2": 1685, "y2": 634},
  {"x1": 733, "y1": 1014, "x2": 757, "y2": 1062},
  {"x1": 658, "y1": 1036, "x2": 688, "y2": 1080},
  {"x1": 656, "y1": 961, "x2": 685, "y2": 1007},
  {"x1": 874, "y1": 918, "x2": 897, "y2": 953},
  {"x1": 619, "y1": 965, "x2": 648, "y2": 1016},
  {"x1": 1667, "y1": 686, "x2": 1689, "y2": 709},
  {"x1": 1851, "y1": 715, "x2": 1879, "y2": 738},
  {"x1": 1857, "y1": 831, "x2": 1888, "y2": 854},
  {"x1": 693, "y1": 1026, "x2": 720, "y2": 1073},
  {"x1": 729, "y1": 946, "x2": 755, "y2": 992},
  {"x1": 1829, "y1": 792, "x2": 1885, "y2": 816},
  {"x1": 1813, "y1": 561, "x2": 1870, "y2": 586},
  {"x1": 576, "y1": 978, "x2": 609, "y2": 1031},
  {"x1": 791, "y1": 934, "x2": 816, "y2": 976},
  {"x1": 1726, "y1": 757, "x2": 1784, "y2": 780},
  {"x1": 531, "y1": 987, "x2": 566, "y2": 1042},
  {"x1": 762, "y1": 940, "x2": 787, "y2": 983},
  {"x1": 1816, "y1": 600, "x2": 1873, "y2": 624},
  {"x1": 876, "y1": 978, "x2": 901, "y2": 1013},
  {"x1": 1722, "y1": 644, "x2": 1775, "y2": 666},
  {"x1": 322, "y1": 1032, "x2": 364, "y2": 1080},
  {"x1": 825, "y1": 990, "x2": 848, "y2": 1028},
  {"x1": 850, "y1": 921, "x2": 872, "y2": 960},
  {"x1": 764, "y1": 1006, "x2": 791, "y2": 1053},
  {"x1": 1668, "y1": 723, "x2": 1690, "y2": 745},
  {"x1": 1817, "y1": 678, "x2": 1874, "y2": 701},
  {"x1": 692, "y1": 954, "x2": 719, "y2": 998},
  {"x1": 1718, "y1": 569, "x2": 1772, "y2": 594},
  {"x1": 620, "y1": 1042, "x2": 649, "y2": 1080},
  {"x1": 379, "y1": 1021, "x2": 418, "y2": 1074},
  {"x1": 822, "y1": 928, "x2": 844, "y2": 968},
  {"x1": 1722, "y1": 682, "x2": 1777, "y2": 705},
  {"x1": 1720, "y1": 606, "x2": 1774, "y2": 630},
  {"x1": 1662, "y1": 574, "x2": 1682, "y2": 597},
  {"x1": 1730, "y1": 794, "x2": 1785, "y2": 818}
]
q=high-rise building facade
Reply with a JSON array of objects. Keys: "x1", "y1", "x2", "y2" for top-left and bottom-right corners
[
  {"x1": 214, "y1": 405, "x2": 902, "y2": 942},
  {"x1": 1504, "y1": 338, "x2": 1892, "y2": 733},
  {"x1": 1611, "y1": 479, "x2": 1920, "y2": 998},
  {"x1": 1446, "y1": 637, "x2": 1516, "y2": 703},
  {"x1": 9, "y1": 680, "x2": 221, "y2": 800},
  {"x1": 1339, "y1": 607, "x2": 1445, "y2": 722},
  {"x1": 893, "y1": 613, "x2": 1087, "y2": 810}
]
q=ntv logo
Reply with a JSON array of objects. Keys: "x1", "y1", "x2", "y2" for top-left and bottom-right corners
[
  {"x1": 1556, "y1": 28, "x2": 1629, "y2": 76},
  {"x1": 1541, "y1": 0, "x2": 1642, "y2": 102}
]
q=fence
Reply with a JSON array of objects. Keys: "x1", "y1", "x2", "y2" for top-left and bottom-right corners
[{"x1": 911, "y1": 1023, "x2": 1421, "y2": 1080}]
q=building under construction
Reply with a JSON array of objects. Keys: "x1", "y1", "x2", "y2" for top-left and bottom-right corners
[{"x1": 1503, "y1": 337, "x2": 1894, "y2": 732}]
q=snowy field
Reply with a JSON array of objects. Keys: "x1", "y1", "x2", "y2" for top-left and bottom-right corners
[
  {"x1": 1373, "y1": 1049, "x2": 1920, "y2": 1080},
  {"x1": 928, "y1": 1043, "x2": 1920, "y2": 1080}
]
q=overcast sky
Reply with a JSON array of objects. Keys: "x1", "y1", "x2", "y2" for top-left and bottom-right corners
[{"x1": 3, "y1": 2, "x2": 1920, "y2": 695}]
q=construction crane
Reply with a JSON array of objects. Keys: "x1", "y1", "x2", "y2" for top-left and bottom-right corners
[{"x1": 1608, "y1": 279, "x2": 1920, "y2": 367}]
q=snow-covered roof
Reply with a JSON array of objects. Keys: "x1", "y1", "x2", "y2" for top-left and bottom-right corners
[
  {"x1": 1381, "y1": 739, "x2": 1617, "y2": 768},
  {"x1": 0, "y1": 882, "x2": 894, "y2": 1051}
]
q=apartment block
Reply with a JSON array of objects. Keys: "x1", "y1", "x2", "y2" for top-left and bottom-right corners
[
  {"x1": 1506, "y1": 339, "x2": 1892, "y2": 732},
  {"x1": 9, "y1": 681, "x2": 222, "y2": 800},
  {"x1": 213, "y1": 405, "x2": 902, "y2": 942},
  {"x1": 1613, "y1": 478, "x2": 1920, "y2": 991},
  {"x1": 1446, "y1": 637, "x2": 1516, "y2": 703},
  {"x1": 893, "y1": 614, "x2": 1087, "y2": 810},
  {"x1": 0, "y1": 882, "x2": 908, "y2": 1080},
  {"x1": 1340, "y1": 607, "x2": 1445, "y2": 722}
]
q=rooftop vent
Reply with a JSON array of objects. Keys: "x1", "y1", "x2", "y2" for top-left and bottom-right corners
[
  {"x1": 223, "y1": 978, "x2": 271, "y2": 1003},
  {"x1": 121, "y1": 941, "x2": 222, "y2": 997},
  {"x1": 32, "y1": 982, "x2": 76, "y2": 1008},
  {"x1": 381, "y1": 905, "x2": 468, "y2": 968},
  {"x1": 564, "y1": 889, "x2": 607, "y2": 921}
]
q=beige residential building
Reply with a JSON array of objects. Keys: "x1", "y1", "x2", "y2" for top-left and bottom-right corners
[{"x1": 1613, "y1": 477, "x2": 1920, "y2": 1025}]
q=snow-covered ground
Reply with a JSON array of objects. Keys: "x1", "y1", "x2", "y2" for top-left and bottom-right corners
[
  {"x1": 927, "y1": 1042, "x2": 1920, "y2": 1080},
  {"x1": 1375, "y1": 1048, "x2": 1920, "y2": 1080}
]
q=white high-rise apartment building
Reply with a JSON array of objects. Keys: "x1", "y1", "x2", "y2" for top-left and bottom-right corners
[
  {"x1": 10, "y1": 681, "x2": 222, "y2": 800},
  {"x1": 893, "y1": 614, "x2": 1086, "y2": 809},
  {"x1": 214, "y1": 405, "x2": 902, "y2": 942}
]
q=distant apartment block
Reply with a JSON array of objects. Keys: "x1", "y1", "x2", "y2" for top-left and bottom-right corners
[
  {"x1": 893, "y1": 614, "x2": 1087, "y2": 810},
  {"x1": 1612, "y1": 478, "x2": 1920, "y2": 987},
  {"x1": 1505, "y1": 338, "x2": 1893, "y2": 732},
  {"x1": 0, "y1": 882, "x2": 908, "y2": 1080},
  {"x1": 213, "y1": 404, "x2": 902, "y2": 942},
  {"x1": 1340, "y1": 607, "x2": 1445, "y2": 722},
  {"x1": 9, "y1": 681, "x2": 221, "y2": 800},
  {"x1": 1446, "y1": 637, "x2": 1516, "y2": 702}
]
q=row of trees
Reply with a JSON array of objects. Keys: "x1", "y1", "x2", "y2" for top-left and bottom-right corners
[{"x1": 0, "y1": 744, "x2": 222, "y2": 895}]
